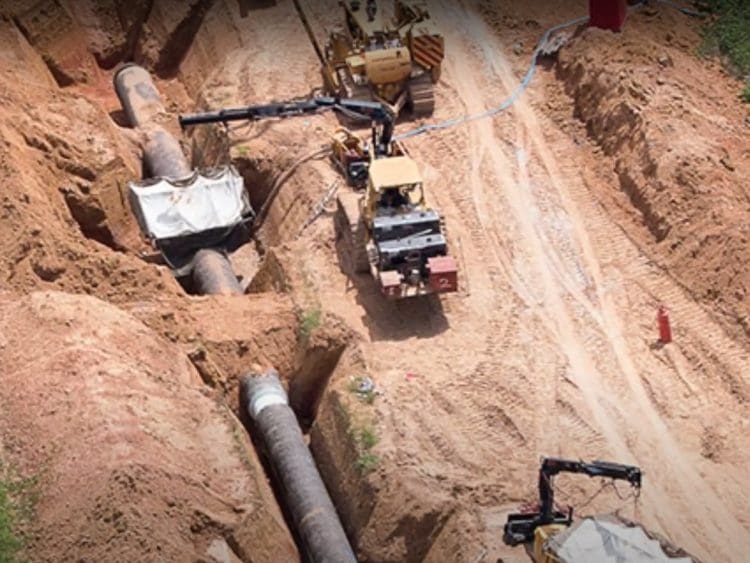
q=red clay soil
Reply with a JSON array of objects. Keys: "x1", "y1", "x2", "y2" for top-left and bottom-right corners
[
  {"x1": 0, "y1": 15, "x2": 180, "y2": 303},
  {"x1": 0, "y1": 291, "x2": 297, "y2": 562},
  {"x1": 556, "y1": 7, "x2": 750, "y2": 340},
  {"x1": 216, "y1": 1, "x2": 750, "y2": 561},
  {"x1": 0, "y1": 5, "x2": 305, "y2": 562},
  {"x1": 1, "y1": 0, "x2": 749, "y2": 562}
]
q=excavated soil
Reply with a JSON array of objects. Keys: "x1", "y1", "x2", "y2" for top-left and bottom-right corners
[
  {"x1": 1, "y1": 0, "x2": 750, "y2": 562},
  {"x1": 556, "y1": 8, "x2": 750, "y2": 340},
  {"x1": 0, "y1": 291, "x2": 297, "y2": 563}
]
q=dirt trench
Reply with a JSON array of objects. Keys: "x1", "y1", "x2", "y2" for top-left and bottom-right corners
[
  {"x1": 0, "y1": 2, "x2": 360, "y2": 561},
  {"x1": 205, "y1": 1, "x2": 750, "y2": 562},
  {"x1": 2, "y1": 0, "x2": 750, "y2": 562}
]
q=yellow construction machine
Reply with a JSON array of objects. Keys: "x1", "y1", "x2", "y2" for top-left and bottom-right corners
[
  {"x1": 295, "y1": 0, "x2": 444, "y2": 117},
  {"x1": 178, "y1": 96, "x2": 458, "y2": 299},
  {"x1": 331, "y1": 120, "x2": 457, "y2": 298},
  {"x1": 504, "y1": 458, "x2": 698, "y2": 563}
]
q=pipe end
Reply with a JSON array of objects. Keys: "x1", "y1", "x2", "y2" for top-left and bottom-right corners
[
  {"x1": 112, "y1": 62, "x2": 144, "y2": 90},
  {"x1": 241, "y1": 369, "x2": 288, "y2": 420}
]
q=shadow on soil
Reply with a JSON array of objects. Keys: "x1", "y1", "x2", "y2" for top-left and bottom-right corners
[
  {"x1": 355, "y1": 278, "x2": 449, "y2": 342},
  {"x1": 333, "y1": 210, "x2": 450, "y2": 341}
]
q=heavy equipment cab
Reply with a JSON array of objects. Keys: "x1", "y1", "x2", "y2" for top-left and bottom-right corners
[
  {"x1": 295, "y1": 0, "x2": 443, "y2": 116},
  {"x1": 179, "y1": 94, "x2": 457, "y2": 299},
  {"x1": 504, "y1": 457, "x2": 643, "y2": 546},
  {"x1": 367, "y1": 156, "x2": 424, "y2": 209}
]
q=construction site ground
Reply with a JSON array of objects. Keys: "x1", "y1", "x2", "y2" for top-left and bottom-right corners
[{"x1": 0, "y1": 1, "x2": 748, "y2": 562}]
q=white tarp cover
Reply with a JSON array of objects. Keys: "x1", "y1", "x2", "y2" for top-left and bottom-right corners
[
  {"x1": 549, "y1": 516, "x2": 694, "y2": 563},
  {"x1": 128, "y1": 166, "x2": 250, "y2": 241}
]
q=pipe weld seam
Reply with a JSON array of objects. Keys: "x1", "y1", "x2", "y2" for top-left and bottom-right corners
[
  {"x1": 298, "y1": 507, "x2": 325, "y2": 527},
  {"x1": 248, "y1": 386, "x2": 289, "y2": 419}
]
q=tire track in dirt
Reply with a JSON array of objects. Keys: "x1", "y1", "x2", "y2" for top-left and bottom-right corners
[
  {"x1": 435, "y1": 2, "x2": 750, "y2": 558},
  {"x1": 239, "y1": 1, "x2": 750, "y2": 559},
  {"x1": 436, "y1": 2, "x2": 629, "y2": 458},
  {"x1": 356, "y1": 62, "x2": 560, "y2": 491}
]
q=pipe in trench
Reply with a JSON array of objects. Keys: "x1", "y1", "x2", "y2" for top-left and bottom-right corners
[
  {"x1": 241, "y1": 370, "x2": 357, "y2": 563},
  {"x1": 192, "y1": 248, "x2": 243, "y2": 295},
  {"x1": 113, "y1": 63, "x2": 241, "y2": 295},
  {"x1": 113, "y1": 63, "x2": 191, "y2": 179}
]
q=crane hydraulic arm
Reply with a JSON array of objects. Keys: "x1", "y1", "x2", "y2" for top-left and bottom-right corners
[
  {"x1": 504, "y1": 457, "x2": 642, "y2": 546},
  {"x1": 178, "y1": 96, "x2": 395, "y2": 155}
]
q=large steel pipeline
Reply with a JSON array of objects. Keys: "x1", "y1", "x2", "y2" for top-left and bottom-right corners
[
  {"x1": 192, "y1": 248, "x2": 242, "y2": 295},
  {"x1": 113, "y1": 63, "x2": 191, "y2": 179},
  {"x1": 241, "y1": 370, "x2": 357, "y2": 563},
  {"x1": 141, "y1": 126, "x2": 192, "y2": 179},
  {"x1": 113, "y1": 64, "x2": 241, "y2": 295}
]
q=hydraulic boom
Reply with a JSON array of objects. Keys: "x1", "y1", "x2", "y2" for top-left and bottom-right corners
[
  {"x1": 178, "y1": 93, "x2": 458, "y2": 299},
  {"x1": 179, "y1": 96, "x2": 395, "y2": 156},
  {"x1": 504, "y1": 457, "x2": 642, "y2": 546}
]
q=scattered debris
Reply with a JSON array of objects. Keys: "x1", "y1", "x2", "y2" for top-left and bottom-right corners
[{"x1": 348, "y1": 375, "x2": 378, "y2": 403}]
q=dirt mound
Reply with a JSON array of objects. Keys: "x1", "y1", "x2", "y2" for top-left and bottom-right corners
[
  {"x1": 123, "y1": 293, "x2": 300, "y2": 394},
  {"x1": 0, "y1": 291, "x2": 297, "y2": 562},
  {"x1": 4, "y1": 0, "x2": 214, "y2": 83},
  {"x1": 0, "y1": 17, "x2": 183, "y2": 303},
  {"x1": 557, "y1": 8, "x2": 750, "y2": 337}
]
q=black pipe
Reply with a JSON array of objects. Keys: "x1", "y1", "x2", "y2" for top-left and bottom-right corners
[
  {"x1": 113, "y1": 64, "x2": 241, "y2": 295},
  {"x1": 192, "y1": 248, "x2": 242, "y2": 295},
  {"x1": 114, "y1": 64, "x2": 191, "y2": 179},
  {"x1": 142, "y1": 125, "x2": 191, "y2": 179},
  {"x1": 113, "y1": 63, "x2": 165, "y2": 128},
  {"x1": 242, "y1": 370, "x2": 357, "y2": 563}
]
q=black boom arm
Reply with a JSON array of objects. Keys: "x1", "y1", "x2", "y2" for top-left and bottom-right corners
[
  {"x1": 503, "y1": 457, "x2": 642, "y2": 546},
  {"x1": 538, "y1": 458, "x2": 642, "y2": 522},
  {"x1": 178, "y1": 96, "x2": 395, "y2": 150}
]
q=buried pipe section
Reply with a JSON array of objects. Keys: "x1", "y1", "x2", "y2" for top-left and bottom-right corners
[
  {"x1": 113, "y1": 63, "x2": 243, "y2": 295},
  {"x1": 242, "y1": 370, "x2": 357, "y2": 563},
  {"x1": 192, "y1": 247, "x2": 244, "y2": 295},
  {"x1": 113, "y1": 63, "x2": 191, "y2": 178}
]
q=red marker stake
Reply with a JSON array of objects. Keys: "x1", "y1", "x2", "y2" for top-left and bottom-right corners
[{"x1": 657, "y1": 306, "x2": 672, "y2": 344}]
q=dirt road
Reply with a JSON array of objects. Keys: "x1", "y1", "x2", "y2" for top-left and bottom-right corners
[
  {"x1": 248, "y1": 1, "x2": 750, "y2": 560},
  {"x1": 408, "y1": 3, "x2": 750, "y2": 560},
  {"x1": 5, "y1": 0, "x2": 746, "y2": 560}
]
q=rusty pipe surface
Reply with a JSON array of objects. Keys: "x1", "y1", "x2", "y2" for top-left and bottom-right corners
[
  {"x1": 142, "y1": 125, "x2": 191, "y2": 179},
  {"x1": 113, "y1": 63, "x2": 190, "y2": 179},
  {"x1": 192, "y1": 248, "x2": 242, "y2": 296},
  {"x1": 114, "y1": 65, "x2": 241, "y2": 295},
  {"x1": 242, "y1": 370, "x2": 357, "y2": 563},
  {"x1": 113, "y1": 63, "x2": 166, "y2": 128}
]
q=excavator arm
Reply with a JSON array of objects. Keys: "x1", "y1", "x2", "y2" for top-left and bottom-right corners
[
  {"x1": 178, "y1": 96, "x2": 395, "y2": 152},
  {"x1": 504, "y1": 457, "x2": 642, "y2": 546}
]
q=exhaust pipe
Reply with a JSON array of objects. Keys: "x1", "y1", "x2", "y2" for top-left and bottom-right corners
[
  {"x1": 114, "y1": 64, "x2": 241, "y2": 295},
  {"x1": 241, "y1": 370, "x2": 357, "y2": 563}
]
